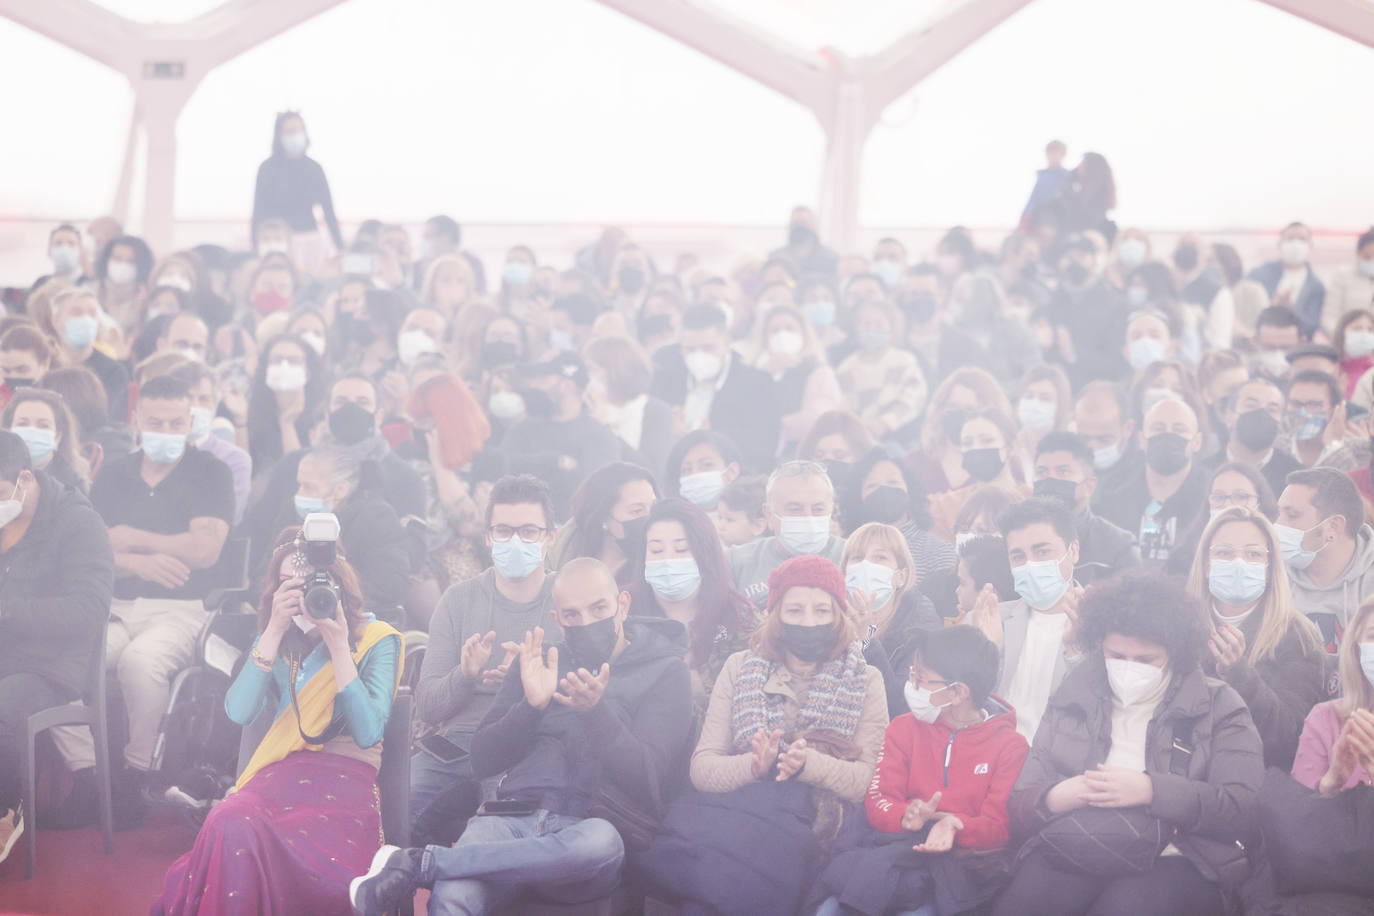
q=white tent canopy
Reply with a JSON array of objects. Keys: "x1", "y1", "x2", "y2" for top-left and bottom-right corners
[{"x1": 1, "y1": 0, "x2": 1372, "y2": 257}]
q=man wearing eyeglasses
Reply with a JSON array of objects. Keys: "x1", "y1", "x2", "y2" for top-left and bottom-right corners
[{"x1": 410, "y1": 474, "x2": 558, "y2": 844}]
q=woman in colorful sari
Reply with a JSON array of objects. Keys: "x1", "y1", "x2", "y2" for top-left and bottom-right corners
[{"x1": 152, "y1": 526, "x2": 403, "y2": 915}]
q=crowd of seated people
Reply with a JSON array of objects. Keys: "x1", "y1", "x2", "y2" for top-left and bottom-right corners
[{"x1": 2, "y1": 119, "x2": 1374, "y2": 915}]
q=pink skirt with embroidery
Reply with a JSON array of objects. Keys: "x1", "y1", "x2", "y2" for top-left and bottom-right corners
[{"x1": 151, "y1": 751, "x2": 382, "y2": 916}]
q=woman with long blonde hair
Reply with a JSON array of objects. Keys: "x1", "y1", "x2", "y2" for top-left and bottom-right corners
[
  {"x1": 1186, "y1": 505, "x2": 1326, "y2": 768},
  {"x1": 1292, "y1": 598, "x2": 1374, "y2": 795}
]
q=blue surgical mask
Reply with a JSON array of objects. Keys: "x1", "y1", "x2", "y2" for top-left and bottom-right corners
[
  {"x1": 1275, "y1": 523, "x2": 1323, "y2": 570},
  {"x1": 1291, "y1": 410, "x2": 1328, "y2": 442},
  {"x1": 846, "y1": 560, "x2": 895, "y2": 611},
  {"x1": 1128, "y1": 337, "x2": 1167, "y2": 373},
  {"x1": 1012, "y1": 552, "x2": 1070, "y2": 610},
  {"x1": 804, "y1": 301, "x2": 836, "y2": 329},
  {"x1": 51, "y1": 244, "x2": 80, "y2": 274},
  {"x1": 141, "y1": 431, "x2": 186, "y2": 464},
  {"x1": 1208, "y1": 558, "x2": 1267, "y2": 606},
  {"x1": 645, "y1": 557, "x2": 701, "y2": 602},
  {"x1": 64, "y1": 315, "x2": 99, "y2": 350},
  {"x1": 12, "y1": 426, "x2": 56, "y2": 465},
  {"x1": 777, "y1": 514, "x2": 831, "y2": 556},
  {"x1": 492, "y1": 536, "x2": 544, "y2": 581},
  {"x1": 1361, "y1": 642, "x2": 1374, "y2": 687},
  {"x1": 503, "y1": 261, "x2": 532, "y2": 286},
  {"x1": 189, "y1": 406, "x2": 213, "y2": 442},
  {"x1": 294, "y1": 494, "x2": 328, "y2": 519},
  {"x1": 1017, "y1": 397, "x2": 1057, "y2": 433},
  {"x1": 679, "y1": 471, "x2": 725, "y2": 508}
]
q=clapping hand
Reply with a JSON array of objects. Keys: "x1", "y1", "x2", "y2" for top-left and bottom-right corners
[
  {"x1": 553, "y1": 664, "x2": 610, "y2": 711},
  {"x1": 970, "y1": 584, "x2": 1002, "y2": 647},
  {"x1": 1082, "y1": 765, "x2": 1154, "y2": 808},
  {"x1": 750, "y1": 728, "x2": 783, "y2": 780},
  {"x1": 460, "y1": 631, "x2": 497, "y2": 679},
  {"x1": 912, "y1": 814, "x2": 963, "y2": 853},
  {"x1": 1207, "y1": 624, "x2": 1246, "y2": 675},
  {"x1": 482, "y1": 642, "x2": 522, "y2": 688},
  {"x1": 900, "y1": 791, "x2": 942, "y2": 832},
  {"x1": 519, "y1": 627, "x2": 560, "y2": 710},
  {"x1": 775, "y1": 738, "x2": 807, "y2": 781}
]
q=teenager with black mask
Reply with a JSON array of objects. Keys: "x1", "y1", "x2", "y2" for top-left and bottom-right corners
[
  {"x1": 1032, "y1": 431, "x2": 1140, "y2": 584},
  {"x1": 1095, "y1": 396, "x2": 1207, "y2": 567},
  {"x1": 500, "y1": 352, "x2": 621, "y2": 522}
]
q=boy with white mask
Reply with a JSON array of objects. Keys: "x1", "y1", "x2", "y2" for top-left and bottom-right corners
[
  {"x1": 997, "y1": 498, "x2": 1084, "y2": 742},
  {"x1": 728, "y1": 461, "x2": 845, "y2": 614},
  {"x1": 409, "y1": 475, "x2": 557, "y2": 846}
]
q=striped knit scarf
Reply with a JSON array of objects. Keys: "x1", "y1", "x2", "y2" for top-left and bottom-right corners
[{"x1": 730, "y1": 641, "x2": 868, "y2": 753}]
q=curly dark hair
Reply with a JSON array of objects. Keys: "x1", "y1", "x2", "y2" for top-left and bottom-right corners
[{"x1": 1076, "y1": 569, "x2": 1205, "y2": 674}]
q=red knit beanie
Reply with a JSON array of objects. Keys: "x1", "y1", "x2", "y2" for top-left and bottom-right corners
[{"x1": 766, "y1": 554, "x2": 848, "y2": 615}]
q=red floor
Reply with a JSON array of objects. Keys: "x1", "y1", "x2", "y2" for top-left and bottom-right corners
[{"x1": 0, "y1": 809, "x2": 196, "y2": 915}]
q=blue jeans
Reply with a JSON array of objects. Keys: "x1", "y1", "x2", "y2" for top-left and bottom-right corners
[
  {"x1": 409, "y1": 744, "x2": 475, "y2": 825},
  {"x1": 815, "y1": 898, "x2": 936, "y2": 916},
  {"x1": 423, "y1": 810, "x2": 624, "y2": 916}
]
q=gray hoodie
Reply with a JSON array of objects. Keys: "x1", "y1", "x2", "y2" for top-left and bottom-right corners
[
  {"x1": 1287, "y1": 523, "x2": 1374, "y2": 639},
  {"x1": 415, "y1": 567, "x2": 555, "y2": 745}
]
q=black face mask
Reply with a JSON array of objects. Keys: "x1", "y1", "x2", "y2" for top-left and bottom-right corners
[
  {"x1": 615, "y1": 515, "x2": 651, "y2": 558},
  {"x1": 328, "y1": 402, "x2": 375, "y2": 446},
  {"x1": 899, "y1": 292, "x2": 938, "y2": 324},
  {"x1": 4, "y1": 377, "x2": 34, "y2": 391},
  {"x1": 338, "y1": 312, "x2": 375, "y2": 347},
  {"x1": 481, "y1": 340, "x2": 520, "y2": 369},
  {"x1": 1060, "y1": 263, "x2": 1090, "y2": 288},
  {"x1": 1032, "y1": 477, "x2": 1079, "y2": 510},
  {"x1": 1233, "y1": 408, "x2": 1279, "y2": 452},
  {"x1": 777, "y1": 622, "x2": 836, "y2": 663},
  {"x1": 1173, "y1": 243, "x2": 1199, "y2": 273},
  {"x1": 962, "y1": 448, "x2": 1005, "y2": 483},
  {"x1": 617, "y1": 267, "x2": 646, "y2": 296},
  {"x1": 520, "y1": 387, "x2": 558, "y2": 420},
  {"x1": 1145, "y1": 432, "x2": 1191, "y2": 476},
  {"x1": 788, "y1": 224, "x2": 817, "y2": 248},
  {"x1": 941, "y1": 408, "x2": 970, "y2": 446},
  {"x1": 860, "y1": 485, "x2": 909, "y2": 525},
  {"x1": 563, "y1": 615, "x2": 620, "y2": 670}
]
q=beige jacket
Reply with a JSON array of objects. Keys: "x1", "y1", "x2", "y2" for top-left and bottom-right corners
[{"x1": 689, "y1": 649, "x2": 888, "y2": 802}]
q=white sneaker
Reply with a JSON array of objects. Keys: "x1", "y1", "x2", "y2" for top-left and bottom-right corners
[{"x1": 0, "y1": 803, "x2": 24, "y2": 866}]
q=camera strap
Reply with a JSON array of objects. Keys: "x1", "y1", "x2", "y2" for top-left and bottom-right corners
[{"x1": 286, "y1": 653, "x2": 346, "y2": 745}]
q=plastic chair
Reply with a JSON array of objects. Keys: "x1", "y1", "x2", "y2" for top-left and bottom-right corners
[{"x1": 23, "y1": 629, "x2": 115, "y2": 879}]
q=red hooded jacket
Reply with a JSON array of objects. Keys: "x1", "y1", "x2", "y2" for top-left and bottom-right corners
[{"x1": 865, "y1": 695, "x2": 1029, "y2": 850}]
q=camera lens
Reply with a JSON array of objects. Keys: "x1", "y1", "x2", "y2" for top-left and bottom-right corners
[{"x1": 304, "y1": 576, "x2": 339, "y2": 619}]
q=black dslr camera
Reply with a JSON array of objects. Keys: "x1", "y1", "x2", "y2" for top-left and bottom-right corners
[{"x1": 300, "y1": 513, "x2": 343, "y2": 619}]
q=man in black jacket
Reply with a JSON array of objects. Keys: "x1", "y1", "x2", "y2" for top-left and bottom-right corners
[
  {"x1": 650, "y1": 304, "x2": 780, "y2": 472},
  {"x1": 1031, "y1": 431, "x2": 1140, "y2": 584},
  {"x1": 0, "y1": 431, "x2": 114, "y2": 861},
  {"x1": 350, "y1": 557, "x2": 692, "y2": 915}
]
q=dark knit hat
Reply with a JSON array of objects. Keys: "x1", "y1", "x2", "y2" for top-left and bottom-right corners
[{"x1": 766, "y1": 554, "x2": 848, "y2": 615}]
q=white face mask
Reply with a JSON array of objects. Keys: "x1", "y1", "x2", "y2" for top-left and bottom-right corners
[
  {"x1": 769, "y1": 330, "x2": 804, "y2": 358},
  {"x1": 776, "y1": 514, "x2": 831, "y2": 555},
  {"x1": 904, "y1": 680, "x2": 957, "y2": 724},
  {"x1": 265, "y1": 361, "x2": 308, "y2": 393},
  {"x1": 685, "y1": 350, "x2": 724, "y2": 383},
  {"x1": 398, "y1": 329, "x2": 439, "y2": 366},
  {"x1": 1281, "y1": 239, "x2": 1310, "y2": 266},
  {"x1": 0, "y1": 479, "x2": 24, "y2": 529},
  {"x1": 1105, "y1": 657, "x2": 1166, "y2": 705}
]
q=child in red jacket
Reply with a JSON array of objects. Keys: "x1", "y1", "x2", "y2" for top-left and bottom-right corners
[{"x1": 815, "y1": 626, "x2": 1030, "y2": 916}]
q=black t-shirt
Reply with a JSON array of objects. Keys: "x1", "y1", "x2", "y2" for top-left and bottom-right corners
[
  {"x1": 85, "y1": 349, "x2": 130, "y2": 424},
  {"x1": 91, "y1": 445, "x2": 234, "y2": 601}
]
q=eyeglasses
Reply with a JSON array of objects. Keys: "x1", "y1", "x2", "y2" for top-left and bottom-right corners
[
  {"x1": 1208, "y1": 545, "x2": 1269, "y2": 564},
  {"x1": 1208, "y1": 491, "x2": 1258, "y2": 509},
  {"x1": 907, "y1": 671, "x2": 952, "y2": 690},
  {"x1": 489, "y1": 524, "x2": 548, "y2": 544}
]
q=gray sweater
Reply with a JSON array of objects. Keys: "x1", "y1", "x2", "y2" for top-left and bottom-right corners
[
  {"x1": 415, "y1": 567, "x2": 555, "y2": 743},
  {"x1": 727, "y1": 534, "x2": 847, "y2": 616}
]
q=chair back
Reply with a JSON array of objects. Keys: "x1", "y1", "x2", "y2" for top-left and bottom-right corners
[{"x1": 379, "y1": 688, "x2": 413, "y2": 847}]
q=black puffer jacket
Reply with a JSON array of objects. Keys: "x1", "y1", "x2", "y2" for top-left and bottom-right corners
[{"x1": 1010, "y1": 660, "x2": 1263, "y2": 898}]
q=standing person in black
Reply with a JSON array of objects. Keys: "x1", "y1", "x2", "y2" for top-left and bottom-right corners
[
  {"x1": 250, "y1": 112, "x2": 344, "y2": 266},
  {"x1": 649, "y1": 304, "x2": 781, "y2": 473},
  {"x1": 87, "y1": 375, "x2": 233, "y2": 802},
  {"x1": 0, "y1": 431, "x2": 114, "y2": 862},
  {"x1": 501, "y1": 352, "x2": 622, "y2": 523}
]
